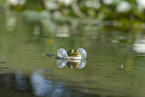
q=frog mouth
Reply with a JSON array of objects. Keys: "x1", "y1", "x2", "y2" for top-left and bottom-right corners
[
  {"x1": 67, "y1": 55, "x2": 82, "y2": 60},
  {"x1": 68, "y1": 53, "x2": 81, "y2": 56}
]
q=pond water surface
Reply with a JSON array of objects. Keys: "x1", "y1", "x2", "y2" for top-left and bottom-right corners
[{"x1": 0, "y1": 12, "x2": 145, "y2": 97}]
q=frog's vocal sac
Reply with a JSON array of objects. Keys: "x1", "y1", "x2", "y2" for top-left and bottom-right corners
[{"x1": 57, "y1": 48, "x2": 87, "y2": 60}]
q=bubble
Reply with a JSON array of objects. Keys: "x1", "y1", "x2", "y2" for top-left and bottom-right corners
[
  {"x1": 78, "y1": 48, "x2": 87, "y2": 59},
  {"x1": 57, "y1": 48, "x2": 68, "y2": 59}
]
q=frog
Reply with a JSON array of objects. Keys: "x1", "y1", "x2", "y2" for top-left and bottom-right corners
[
  {"x1": 46, "y1": 48, "x2": 87, "y2": 60},
  {"x1": 67, "y1": 49, "x2": 82, "y2": 60},
  {"x1": 45, "y1": 48, "x2": 87, "y2": 69}
]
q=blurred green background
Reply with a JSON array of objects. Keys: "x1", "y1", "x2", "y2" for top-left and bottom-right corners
[{"x1": 1, "y1": 0, "x2": 145, "y2": 21}]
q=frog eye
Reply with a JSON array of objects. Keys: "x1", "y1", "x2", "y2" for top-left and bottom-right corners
[
  {"x1": 56, "y1": 59, "x2": 67, "y2": 68},
  {"x1": 78, "y1": 48, "x2": 87, "y2": 59},
  {"x1": 57, "y1": 48, "x2": 68, "y2": 59}
]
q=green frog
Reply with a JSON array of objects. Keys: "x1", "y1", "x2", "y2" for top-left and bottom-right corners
[
  {"x1": 67, "y1": 49, "x2": 82, "y2": 60},
  {"x1": 46, "y1": 48, "x2": 87, "y2": 60},
  {"x1": 46, "y1": 48, "x2": 87, "y2": 69}
]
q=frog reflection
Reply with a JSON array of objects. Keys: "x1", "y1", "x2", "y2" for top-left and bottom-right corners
[{"x1": 56, "y1": 59, "x2": 86, "y2": 69}]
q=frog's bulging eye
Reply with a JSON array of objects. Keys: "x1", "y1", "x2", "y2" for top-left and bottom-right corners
[
  {"x1": 78, "y1": 48, "x2": 87, "y2": 59},
  {"x1": 57, "y1": 48, "x2": 68, "y2": 59}
]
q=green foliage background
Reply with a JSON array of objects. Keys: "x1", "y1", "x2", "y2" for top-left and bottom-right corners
[{"x1": 1, "y1": 0, "x2": 145, "y2": 21}]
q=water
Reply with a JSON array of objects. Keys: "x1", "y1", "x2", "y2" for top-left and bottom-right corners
[{"x1": 0, "y1": 11, "x2": 145, "y2": 97}]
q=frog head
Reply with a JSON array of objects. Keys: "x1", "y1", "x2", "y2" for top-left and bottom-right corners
[
  {"x1": 67, "y1": 49, "x2": 80, "y2": 56},
  {"x1": 57, "y1": 48, "x2": 87, "y2": 60}
]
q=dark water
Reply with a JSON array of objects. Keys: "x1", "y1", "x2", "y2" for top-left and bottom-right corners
[{"x1": 0, "y1": 11, "x2": 145, "y2": 97}]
